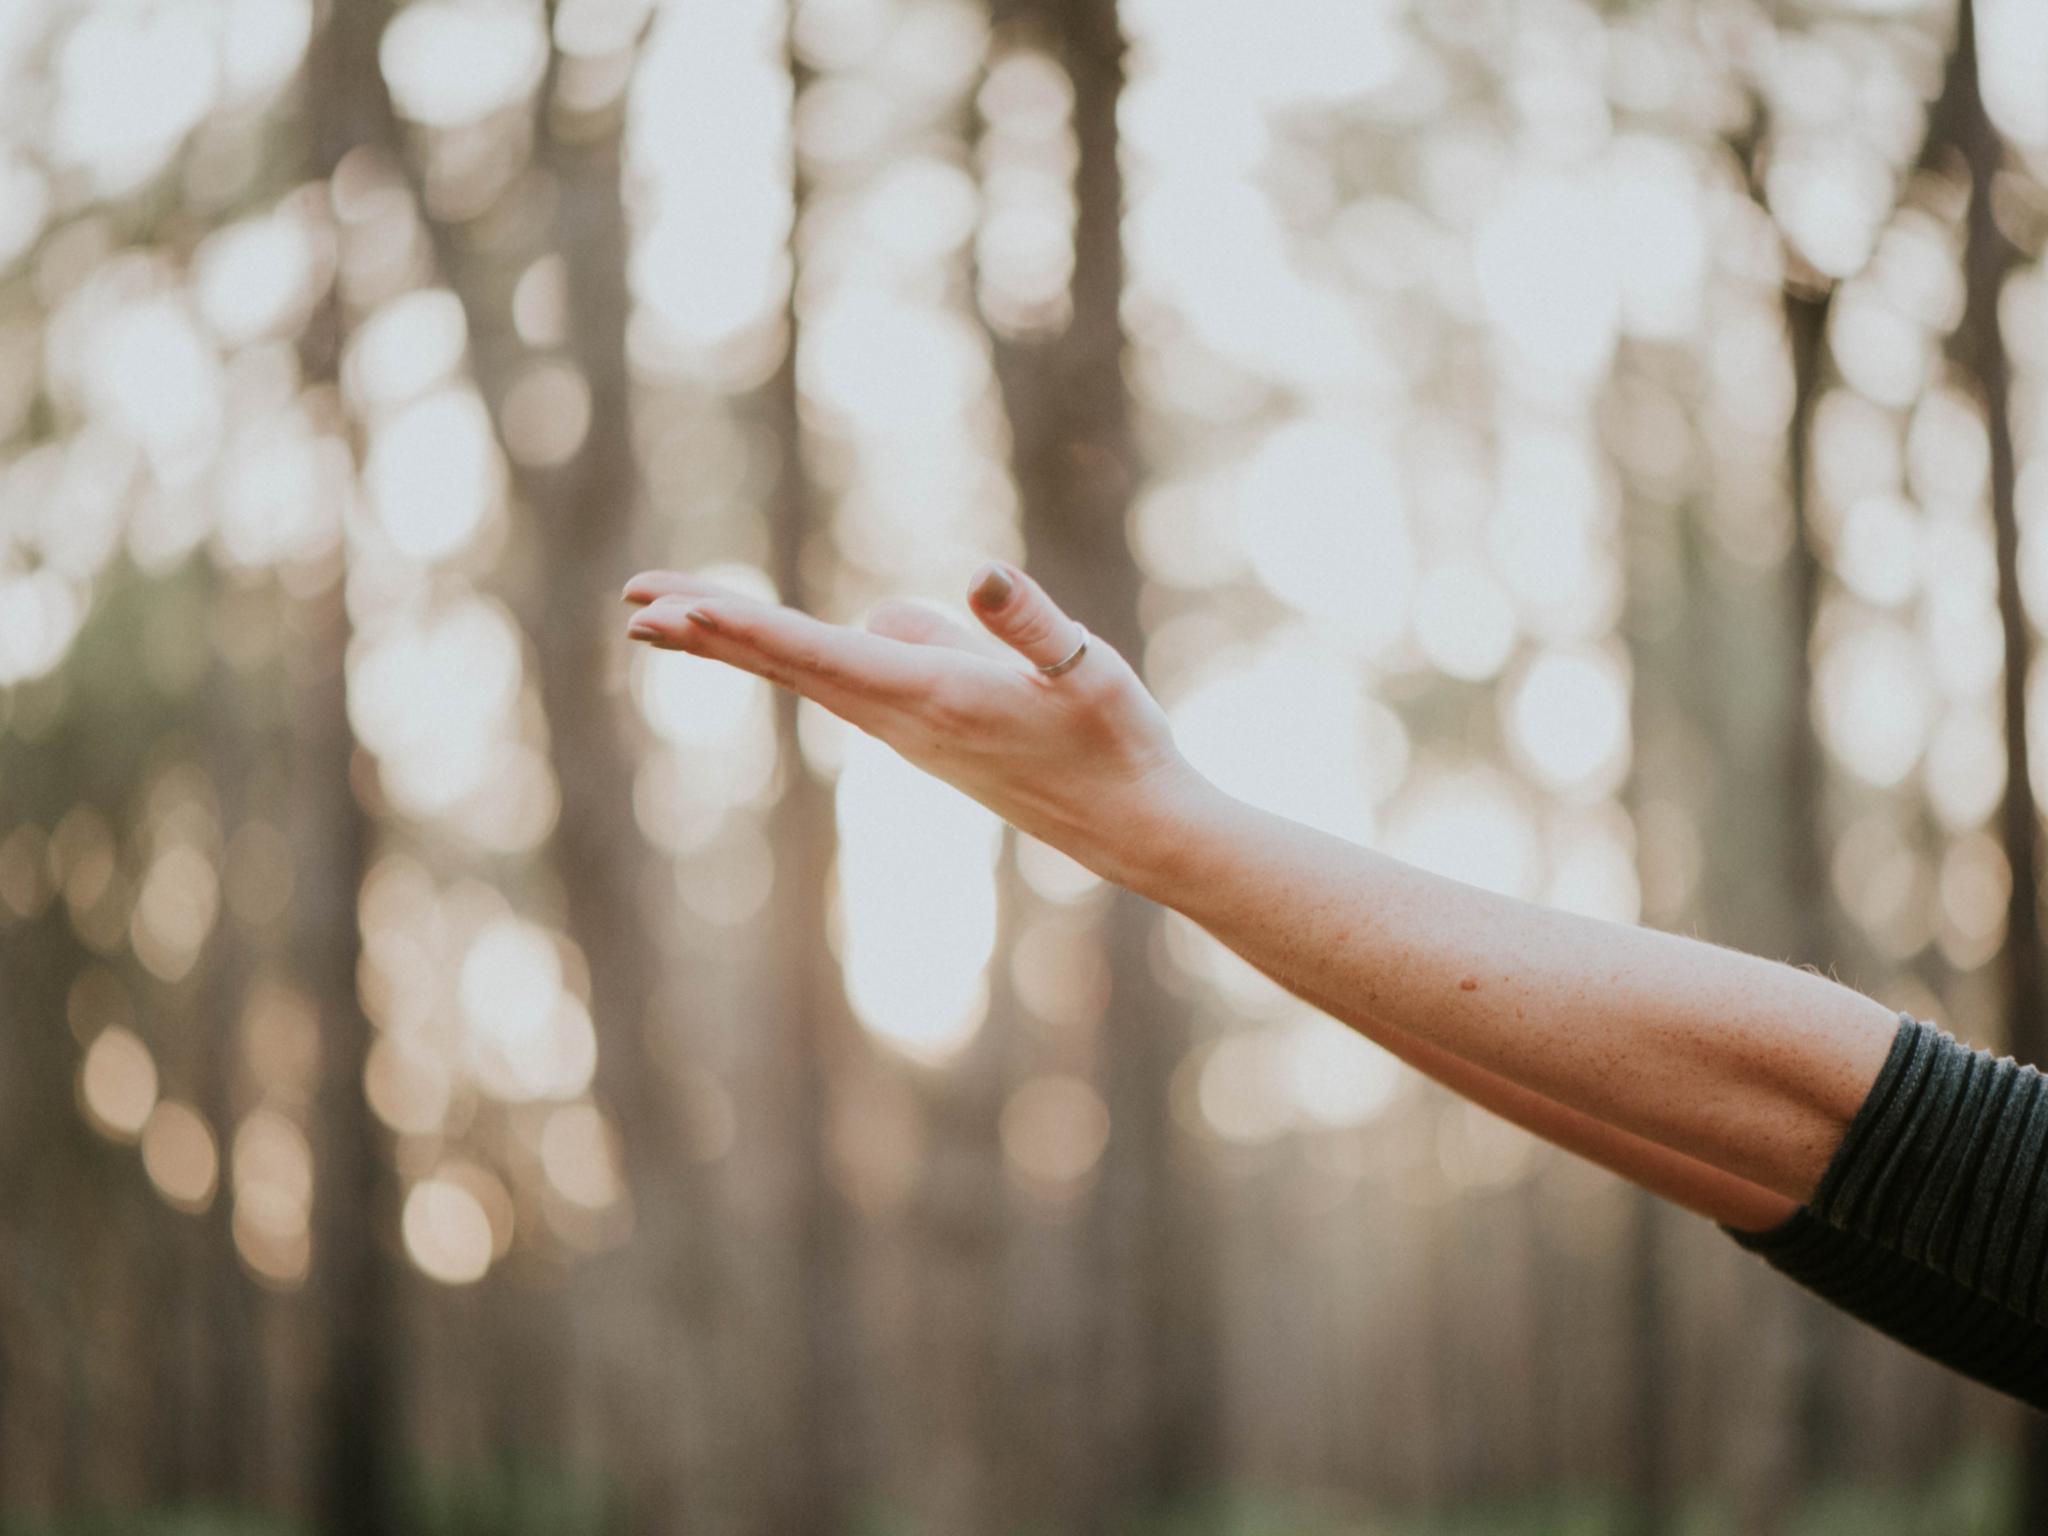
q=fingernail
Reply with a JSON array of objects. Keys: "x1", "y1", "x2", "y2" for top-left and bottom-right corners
[
  {"x1": 684, "y1": 605, "x2": 718, "y2": 631},
  {"x1": 972, "y1": 563, "x2": 1011, "y2": 607},
  {"x1": 629, "y1": 598, "x2": 691, "y2": 639}
]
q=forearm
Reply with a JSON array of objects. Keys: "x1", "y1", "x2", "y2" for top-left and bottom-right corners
[
  {"x1": 1340, "y1": 1017, "x2": 1795, "y2": 1231},
  {"x1": 1217, "y1": 937, "x2": 1797, "y2": 1228},
  {"x1": 1113, "y1": 776, "x2": 1898, "y2": 1204}
]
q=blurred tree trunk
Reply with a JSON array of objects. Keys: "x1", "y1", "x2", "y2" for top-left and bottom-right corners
[
  {"x1": 759, "y1": 389, "x2": 863, "y2": 1536},
  {"x1": 884, "y1": 66, "x2": 1010, "y2": 1530},
  {"x1": 1715, "y1": 0, "x2": 2027, "y2": 1495},
  {"x1": 1616, "y1": 1191, "x2": 1672, "y2": 1536},
  {"x1": 0, "y1": 793, "x2": 33, "y2": 1506},
  {"x1": 288, "y1": 548, "x2": 404, "y2": 1536},
  {"x1": 1609, "y1": 293, "x2": 1841, "y2": 1525},
  {"x1": 510, "y1": 48, "x2": 722, "y2": 1527},
  {"x1": 1777, "y1": 266, "x2": 1853, "y2": 1494},
  {"x1": 190, "y1": 657, "x2": 267, "y2": 1502},
  {"x1": 366, "y1": 13, "x2": 700, "y2": 1254},
  {"x1": 0, "y1": 755, "x2": 46, "y2": 1512},
  {"x1": 1717, "y1": 94, "x2": 1856, "y2": 1524},
  {"x1": 366, "y1": 17, "x2": 725, "y2": 1522},
  {"x1": 1897, "y1": 13, "x2": 2030, "y2": 1048},
  {"x1": 295, "y1": 0, "x2": 409, "y2": 1529},
  {"x1": 739, "y1": 32, "x2": 863, "y2": 1534},
  {"x1": 981, "y1": 0, "x2": 1220, "y2": 1520},
  {"x1": 903, "y1": 1037, "x2": 1007, "y2": 1531},
  {"x1": 1612, "y1": 342, "x2": 1684, "y2": 1536},
  {"x1": 291, "y1": 493, "x2": 408, "y2": 1524},
  {"x1": 0, "y1": 596, "x2": 179, "y2": 1508},
  {"x1": 519, "y1": 37, "x2": 703, "y2": 1230},
  {"x1": 1940, "y1": 0, "x2": 2033, "y2": 1075},
  {"x1": 1935, "y1": 0, "x2": 2048, "y2": 1522}
]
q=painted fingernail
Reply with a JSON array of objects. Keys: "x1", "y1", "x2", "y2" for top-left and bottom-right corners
[
  {"x1": 629, "y1": 598, "x2": 688, "y2": 638},
  {"x1": 972, "y1": 563, "x2": 1011, "y2": 607},
  {"x1": 684, "y1": 605, "x2": 718, "y2": 631}
]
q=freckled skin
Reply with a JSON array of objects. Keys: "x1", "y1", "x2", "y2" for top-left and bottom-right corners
[
  {"x1": 620, "y1": 561, "x2": 1901, "y2": 1233},
  {"x1": 1116, "y1": 783, "x2": 1899, "y2": 1217}
]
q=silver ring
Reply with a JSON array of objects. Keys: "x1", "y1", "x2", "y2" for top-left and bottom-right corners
[{"x1": 1037, "y1": 624, "x2": 1089, "y2": 677}]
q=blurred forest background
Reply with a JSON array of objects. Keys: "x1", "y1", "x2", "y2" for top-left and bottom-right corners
[{"x1": 1, "y1": 0, "x2": 2046, "y2": 1532}]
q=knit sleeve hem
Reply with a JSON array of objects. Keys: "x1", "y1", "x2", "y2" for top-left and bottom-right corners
[
  {"x1": 1805, "y1": 1011, "x2": 2048, "y2": 1315},
  {"x1": 1714, "y1": 1010, "x2": 1922, "y2": 1251},
  {"x1": 1714, "y1": 1008, "x2": 2048, "y2": 1410},
  {"x1": 1807, "y1": 1009, "x2": 1926, "y2": 1211}
]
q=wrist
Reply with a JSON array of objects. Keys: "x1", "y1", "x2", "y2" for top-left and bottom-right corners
[{"x1": 1077, "y1": 752, "x2": 1230, "y2": 906}]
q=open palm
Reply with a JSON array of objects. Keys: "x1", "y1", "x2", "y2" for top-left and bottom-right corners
[{"x1": 621, "y1": 561, "x2": 1206, "y2": 880}]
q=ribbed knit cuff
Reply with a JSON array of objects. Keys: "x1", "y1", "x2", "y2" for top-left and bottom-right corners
[
  {"x1": 1798, "y1": 1011, "x2": 2048, "y2": 1319},
  {"x1": 1723, "y1": 1005, "x2": 2048, "y2": 1384},
  {"x1": 1722, "y1": 1203, "x2": 2048, "y2": 1410},
  {"x1": 1719, "y1": 1012, "x2": 1929, "y2": 1254},
  {"x1": 1720, "y1": 1011, "x2": 2048, "y2": 1408}
]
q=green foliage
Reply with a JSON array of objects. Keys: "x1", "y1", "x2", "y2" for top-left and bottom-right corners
[
  {"x1": 1085, "y1": 1443, "x2": 2014, "y2": 1536},
  {"x1": 1111, "y1": 1486, "x2": 1630, "y2": 1536},
  {"x1": 0, "y1": 1445, "x2": 2014, "y2": 1536},
  {"x1": 0, "y1": 1455, "x2": 623, "y2": 1536},
  {"x1": 403, "y1": 1453, "x2": 621, "y2": 1536},
  {"x1": 1785, "y1": 1442, "x2": 2013, "y2": 1536},
  {"x1": 0, "y1": 1514, "x2": 295, "y2": 1536}
]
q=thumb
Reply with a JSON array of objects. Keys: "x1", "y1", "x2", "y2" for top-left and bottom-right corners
[{"x1": 967, "y1": 561, "x2": 1086, "y2": 671}]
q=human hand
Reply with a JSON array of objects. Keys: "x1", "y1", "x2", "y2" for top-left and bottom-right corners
[{"x1": 621, "y1": 560, "x2": 1214, "y2": 887}]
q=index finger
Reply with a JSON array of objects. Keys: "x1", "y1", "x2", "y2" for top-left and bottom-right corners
[
  {"x1": 622, "y1": 569, "x2": 754, "y2": 607},
  {"x1": 634, "y1": 591, "x2": 957, "y2": 704}
]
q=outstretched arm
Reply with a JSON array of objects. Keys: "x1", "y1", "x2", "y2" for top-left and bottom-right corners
[
  {"x1": 1232, "y1": 962, "x2": 1800, "y2": 1231},
  {"x1": 622, "y1": 560, "x2": 1892, "y2": 1210},
  {"x1": 1120, "y1": 785, "x2": 1897, "y2": 1206}
]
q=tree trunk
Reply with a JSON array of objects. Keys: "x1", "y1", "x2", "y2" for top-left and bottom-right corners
[
  {"x1": 1936, "y1": 0, "x2": 2048, "y2": 1520},
  {"x1": 744, "y1": 33, "x2": 863, "y2": 1532},
  {"x1": 1778, "y1": 270, "x2": 1854, "y2": 1496},
  {"x1": 1618, "y1": 1190, "x2": 1672, "y2": 1536},
  {"x1": 290, "y1": 576, "x2": 404, "y2": 1536},
  {"x1": 982, "y1": 0, "x2": 1219, "y2": 1519},
  {"x1": 359, "y1": 18, "x2": 725, "y2": 1522},
  {"x1": 1611, "y1": 341, "x2": 1683, "y2": 1536},
  {"x1": 514, "y1": 47, "x2": 729, "y2": 1534},
  {"x1": 295, "y1": 0, "x2": 409, "y2": 1526},
  {"x1": 193, "y1": 656, "x2": 267, "y2": 1504},
  {"x1": 1717, "y1": 90, "x2": 1860, "y2": 1522}
]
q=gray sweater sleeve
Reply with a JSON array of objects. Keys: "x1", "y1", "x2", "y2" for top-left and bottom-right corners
[{"x1": 1721, "y1": 1011, "x2": 2048, "y2": 1410}]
